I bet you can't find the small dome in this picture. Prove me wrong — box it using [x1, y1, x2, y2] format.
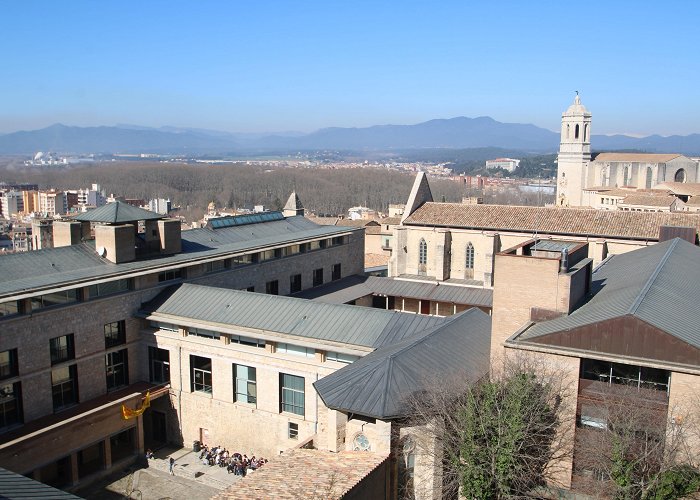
[565, 93, 589, 115]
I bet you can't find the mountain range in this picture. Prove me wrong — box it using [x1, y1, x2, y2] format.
[0, 118, 699, 156]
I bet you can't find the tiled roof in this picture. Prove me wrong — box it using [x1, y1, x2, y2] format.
[214, 449, 388, 500]
[365, 253, 390, 268]
[656, 182, 700, 197]
[402, 203, 700, 240]
[592, 153, 683, 163]
[620, 194, 677, 208]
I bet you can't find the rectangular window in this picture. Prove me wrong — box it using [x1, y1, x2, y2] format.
[205, 260, 226, 274]
[52, 364, 78, 411]
[326, 351, 359, 364]
[580, 358, 670, 393]
[232, 254, 253, 266]
[0, 349, 18, 380]
[188, 327, 220, 340]
[106, 349, 129, 391]
[150, 321, 178, 332]
[284, 244, 301, 256]
[190, 355, 212, 394]
[231, 335, 265, 348]
[309, 240, 321, 251]
[330, 236, 345, 246]
[50, 334, 75, 365]
[148, 346, 170, 384]
[277, 343, 314, 358]
[234, 365, 257, 405]
[0, 301, 19, 319]
[158, 269, 182, 283]
[88, 279, 130, 298]
[313, 268, 323, 287]
[0, 382, 22, 428]
[31, 289, 79, 311]
[104, 320, 126, 348]
[246, 286, 255, 292]
[280, 373, 305, 416]
[290, 274, 302, 294]
[266, 280, 279, 295]
[288, 422, 299, 439]
[332, 263, 341, 281]
[259, 249, 276, 262]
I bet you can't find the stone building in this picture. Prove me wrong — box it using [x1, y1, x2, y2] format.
[0, 199, 363, 489]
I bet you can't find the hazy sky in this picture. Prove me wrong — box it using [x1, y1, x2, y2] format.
[2, 1, 698, 136]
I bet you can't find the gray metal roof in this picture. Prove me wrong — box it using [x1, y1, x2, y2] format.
[143, 283, 447, 348]
[517, 238, 700, 349]
[0, 466, 80, 499]
[0, 216, 356, 299]
[71, 200, 164, 223]
[293, 275, 493, 308]
[314, 308, 492, 419]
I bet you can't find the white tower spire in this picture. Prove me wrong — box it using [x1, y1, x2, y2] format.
[556, 93, 592, 207]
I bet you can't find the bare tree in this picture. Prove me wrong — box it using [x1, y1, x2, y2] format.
[403, 354, 576, 500]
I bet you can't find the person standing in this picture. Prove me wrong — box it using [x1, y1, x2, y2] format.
[169, 457, 175, 476]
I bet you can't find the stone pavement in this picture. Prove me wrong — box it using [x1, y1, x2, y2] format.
[74, 446, 242, 499]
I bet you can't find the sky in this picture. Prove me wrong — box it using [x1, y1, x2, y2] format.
[1, 1, 699, 136]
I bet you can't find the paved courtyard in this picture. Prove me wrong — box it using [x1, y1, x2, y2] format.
[75, 446, 242, 499]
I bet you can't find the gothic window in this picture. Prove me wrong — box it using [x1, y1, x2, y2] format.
[646, 167, 653, 189]
[418, 239, 427, 265]
[675, 169, 687, 183]
[575, 124, 580, 139]
[566, 124, 570, 139]
[465, 242, 475, 279]
[623, 166, 629, 186]
[584, 124, 588, 141]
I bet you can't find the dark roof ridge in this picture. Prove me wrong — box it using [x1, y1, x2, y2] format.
[627, 238, 679, 316]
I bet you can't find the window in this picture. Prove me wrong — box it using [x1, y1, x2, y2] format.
[191, 355, 212, 394]
[158, 269, 182, 283]
[330, 236, 345, 246]
[205, 260, 225, 274]
[259, 249, 277, 262]
[277, 343, 314, 358]
[675, 169, 687, 183]
[106, 349, 129, 391]
[52, 365, 78, 410]
[0, 383, 22, 428]
[50, 334, 75, 365]
[312, 268, 323, 287]
[234, 365, 256, 405]
[580, 358, 670, 393]
[575, 123, 580, 139]
[104, 320, 126, 348]
[332, 263, 341, 281]
[280, 373, 304, 416]
[326, 351, 359, 364]
[231, 335, 265, 348]
[288, 422, 299, 439]
[150, 321, 178, 332]
[232, 254, 253, 266]
[0, 350, 18, 380]
[584, 123, 589, 141]
[88, 279, 130, 298]
[188, 327, 220, 340]
[0, 301, 19, 319]
[284, 244, 301, 256]
[290, 274, 302, 294]
[31, 289, 79, 311]
[246, 286, 255, 292]
[418, 238, 427, 265]
[266, 280, 279, 295]
[148, 346, 170, 384]
[646, 167, 653, 189]
[466, 243, 475, 269]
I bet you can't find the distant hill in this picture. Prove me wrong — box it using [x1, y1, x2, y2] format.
[1, 119, 699, 156]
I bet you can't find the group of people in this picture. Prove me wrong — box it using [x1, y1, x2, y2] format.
[198, 444, 268, 476]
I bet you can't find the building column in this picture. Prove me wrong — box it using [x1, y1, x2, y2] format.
[136, 415, 145, 454]
[70, 453, 79, 486]
[326, 409, 348, 452]
[433, 229, 451, 281]
[104, 438, 112, 469]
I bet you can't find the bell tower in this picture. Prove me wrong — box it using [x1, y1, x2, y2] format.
[556, 93, 591, 207]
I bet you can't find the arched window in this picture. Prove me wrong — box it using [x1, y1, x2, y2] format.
[575, 124, 580, 139]
[466, 243, 474, 269]
[465, 242, 475, 279]
[675, 169, 687, 183]
[623, 166, 629, 186]
[646, 167, 653, 189]
[584, 124, 588, 141]
[566, 124, 570, 139]
[418, 239, 427, 265]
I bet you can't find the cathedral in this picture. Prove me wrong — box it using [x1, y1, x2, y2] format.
[555, 94, 700, 207]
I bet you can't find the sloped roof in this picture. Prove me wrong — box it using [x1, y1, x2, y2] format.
[214, 449, 387, 500]
[0, 467, 80, 499]
[656, 182, 700, 197]
[0, 216, 357, 298]
[72, 200, 164, 223]
[314, 308, 491, 419]
[517, 238, 700, 350]
[283, 191, 304, 211]
[142, 283, 447, 349]
[620, 194, 677, 208]
[592, 153, 683, 163]
[403, 203, 700, 240]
